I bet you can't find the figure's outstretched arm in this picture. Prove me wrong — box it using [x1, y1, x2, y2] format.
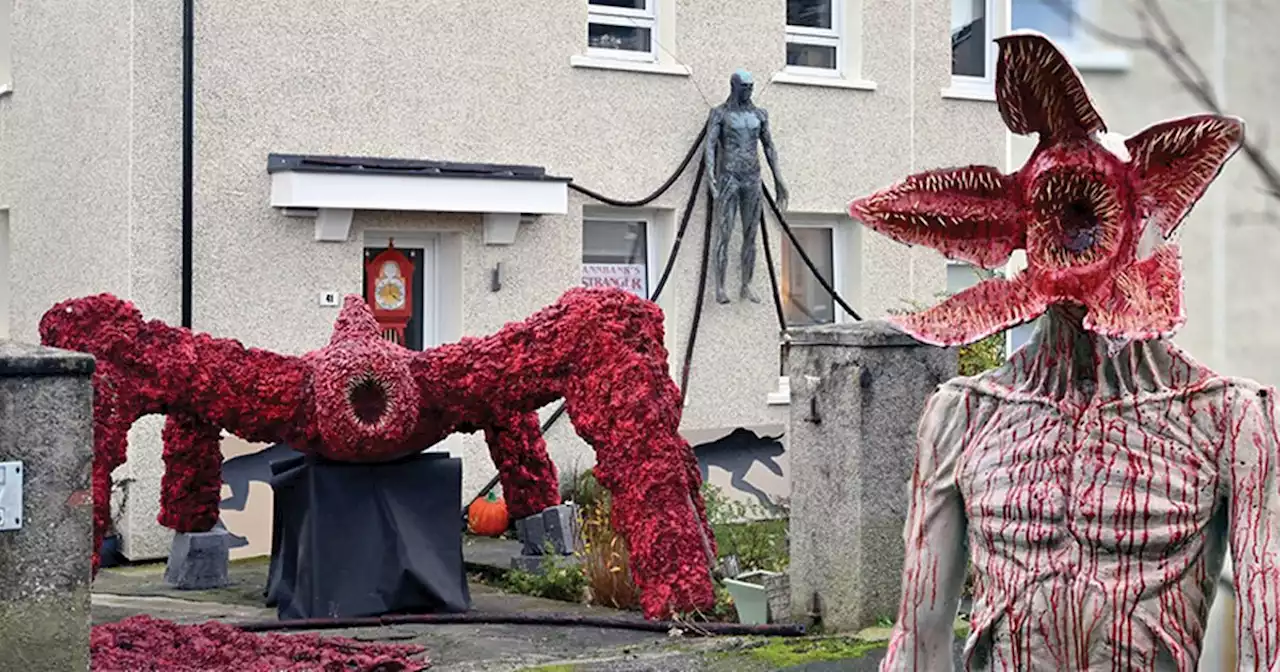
[881, 387, 970, 672]
[758, 109, 788, 210]
[704, 109, 722, 199]
[1223, 386, 1280, 670]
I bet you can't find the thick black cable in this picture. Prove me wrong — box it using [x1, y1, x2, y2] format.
[467, 143, 707, 513]
[763, 186, 863, 321]
[679, 195, 714, 398]
[758, 212, 787, 334]
[566, 126, 707, 208]
[758, 211, 789, 377]
[234, 612, 806, 637]
[648, 157, 705, 300]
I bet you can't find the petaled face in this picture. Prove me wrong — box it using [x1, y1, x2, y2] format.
[1023, 143, 1136, 276]
[310, 341, 421, 461]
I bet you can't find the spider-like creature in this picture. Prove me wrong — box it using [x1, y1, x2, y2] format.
[40, 286, 716, 620]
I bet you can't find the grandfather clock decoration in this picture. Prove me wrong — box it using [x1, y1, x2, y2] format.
[364, 240, 415, 345]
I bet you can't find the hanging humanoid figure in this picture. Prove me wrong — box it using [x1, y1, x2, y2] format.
[704, 70, 789, 304]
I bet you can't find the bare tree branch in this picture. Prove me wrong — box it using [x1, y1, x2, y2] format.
[1042, 0, 1280, 201]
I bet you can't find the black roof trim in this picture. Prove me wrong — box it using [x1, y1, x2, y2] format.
[268, 153, 571, 183]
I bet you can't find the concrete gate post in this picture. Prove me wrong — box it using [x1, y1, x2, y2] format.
[785, 321, 956, 632]
[0, 341, 96, 671]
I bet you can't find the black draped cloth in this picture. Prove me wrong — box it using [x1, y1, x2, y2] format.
[264, 449, 471, 620]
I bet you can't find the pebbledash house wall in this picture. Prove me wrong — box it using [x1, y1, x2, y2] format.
[0, 0, 1006, 560]
[1004, 0, 1280, 383]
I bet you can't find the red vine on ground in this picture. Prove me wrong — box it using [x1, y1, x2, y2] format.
[91, 615, 428, 671]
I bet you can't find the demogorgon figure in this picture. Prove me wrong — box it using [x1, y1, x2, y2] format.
[850, 33, 1279, 671]
[39, 286, 716, 620]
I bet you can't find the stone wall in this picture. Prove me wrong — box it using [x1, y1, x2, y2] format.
[785, 321, 956, 632]
[0, 341, 95, 670]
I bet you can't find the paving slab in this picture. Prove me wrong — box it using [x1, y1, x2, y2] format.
[88, 552, 967, 670]
[462, 534, 523, 572]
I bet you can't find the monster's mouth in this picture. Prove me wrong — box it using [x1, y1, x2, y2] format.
[1061, 198, 1101, 254]
[1033, 172, 1120, 266]
[348, 374, 388, 425]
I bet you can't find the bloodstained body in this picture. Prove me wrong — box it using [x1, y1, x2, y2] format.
[849, 32, 1279, 671]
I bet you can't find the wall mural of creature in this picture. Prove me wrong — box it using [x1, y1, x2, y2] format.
[40, 286, 716, 620]
[850, 32, 1278, 671]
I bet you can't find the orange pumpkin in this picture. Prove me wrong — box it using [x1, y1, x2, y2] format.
[468, 491, 509, 537]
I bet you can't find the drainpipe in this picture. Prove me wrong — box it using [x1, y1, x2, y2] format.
[1209, 0, 1227, 371]
[181, 0, 194, 328]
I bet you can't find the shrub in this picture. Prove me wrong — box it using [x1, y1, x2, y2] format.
[580, 495, 642, 610]
[702, 483, 789, 573]
[501, 548, 588, 603]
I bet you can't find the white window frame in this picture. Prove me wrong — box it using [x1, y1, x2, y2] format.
[784, 0, 845, 79]
[780, 220, 852, 328]
[0, 0, 11, 94]
[586, 0, 658, 63]
[1009, 0, 1131, 72]
[581, 212, 661, 300]
[769, 215, 860, 406]
[945, 0, 1001, 101]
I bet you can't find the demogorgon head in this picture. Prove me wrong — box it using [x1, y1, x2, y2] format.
[307, 296, 421, 460]
[849, 32, 1244, 348]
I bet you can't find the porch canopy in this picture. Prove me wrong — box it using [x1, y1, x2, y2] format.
[267, 153, 571, 245]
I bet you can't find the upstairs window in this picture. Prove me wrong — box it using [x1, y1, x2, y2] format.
[1010, 0, 1129, 71]
[587, 0, 657, 62]
[951, 0, 995, 81]
[785, 0, 843, 76]
[1011, 0, 1078, 43]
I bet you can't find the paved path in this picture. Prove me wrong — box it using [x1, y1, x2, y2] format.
[90, 549, 969, 670]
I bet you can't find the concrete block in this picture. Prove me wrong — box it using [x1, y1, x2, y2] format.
[0, 341, 96, 671]
[783, 321, 957, 632]
[164, 527, 231, 590]
[541, 503, 580, 555]
[516, 511, 547, 555]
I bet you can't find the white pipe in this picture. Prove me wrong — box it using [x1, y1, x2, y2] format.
[1210, 0, 1228, 372]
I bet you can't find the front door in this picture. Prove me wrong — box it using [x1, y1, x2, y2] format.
[362, 246, 427, 351]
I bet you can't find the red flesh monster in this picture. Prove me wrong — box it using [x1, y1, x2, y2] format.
[39, 286, 716, 620]
[852, 34, 1279, 671]
[852, 34, 1242, 349]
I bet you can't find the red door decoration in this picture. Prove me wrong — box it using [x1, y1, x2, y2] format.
[364, 241, 415, 346]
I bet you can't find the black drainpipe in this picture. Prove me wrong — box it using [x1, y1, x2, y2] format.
[181, 0, 195, 328]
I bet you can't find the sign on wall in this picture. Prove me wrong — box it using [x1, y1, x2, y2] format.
[582, 263, 647, 298]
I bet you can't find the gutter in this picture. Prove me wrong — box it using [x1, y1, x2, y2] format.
[181, 0, 194, 328]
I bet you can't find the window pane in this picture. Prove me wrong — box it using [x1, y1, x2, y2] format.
[1011, 0, 1076, 40]
[589, 0, 647, 10]
[787, 0, 833, 30]
[946, 262, 981, 295]
[786, 42, 838, 69]
[951, 0, 987, 77]
[782, 228, 835, 327]
[589, 23, 652, 53]
[1008, 319, 1037, 352]
[583, 220, 648, 298]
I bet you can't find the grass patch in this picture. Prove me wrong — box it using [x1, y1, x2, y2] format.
[732, 637, 885, 666]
